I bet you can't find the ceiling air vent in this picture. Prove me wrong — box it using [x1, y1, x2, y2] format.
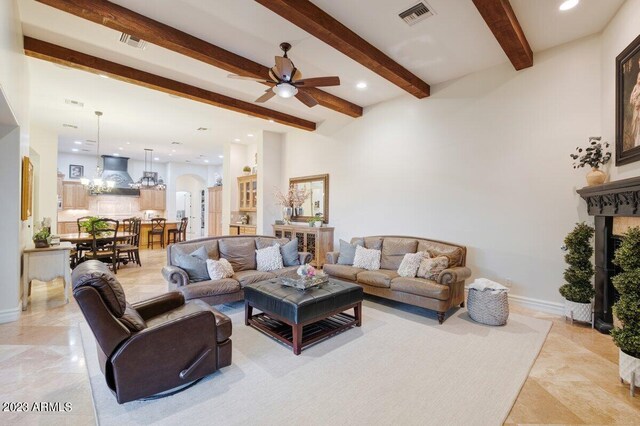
[171, 141, 183, 145]
[399, 2, 434, 26]
[64, 99, 84, 107]
[62, 123, 78, 129]
[119, 33, 148, 50]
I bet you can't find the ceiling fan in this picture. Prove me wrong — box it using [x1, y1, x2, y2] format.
[228, 42, 340, 107]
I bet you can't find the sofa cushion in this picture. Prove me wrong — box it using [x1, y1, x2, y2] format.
[71, 260, 127, 316]
[219, 238, 256, 271]
[417, 241, 464, 267]
[256, 244, 284, 272]
[178, 279, 241, 300]
[417, 256, 449, 280]
[397, 251, 426, 278]
[233, 270, 276, 287]
[146, 299, 232, 342]
[176, 247, 210, 282]
[322, 264, 365, 281]
[206, 258, 234, 280]
[391, 277, 450, 301]
[337, 239, 363, 265]
[280, 239, 301, 267]
[171, 240, 219, 264]
[357, 269, 399, 288]
[381, 238, 418, 270]
[353, 245, 381, 270]
[255, 237, 289, 250]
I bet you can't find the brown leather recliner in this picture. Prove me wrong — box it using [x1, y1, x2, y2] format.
[72, 260, 232, 404]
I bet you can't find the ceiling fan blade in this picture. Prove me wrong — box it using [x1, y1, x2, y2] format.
[295, 89, 319, 108]
[293, 68, 302, 81]
[255, 89, 276, 103]
[268, 67, 280, 83]
[228, 74, 272, 83]
[275, 56, 294, 81]
[295, 76, 340, 88]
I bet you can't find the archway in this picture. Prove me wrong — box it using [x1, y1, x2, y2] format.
[175, 174, 206, 240]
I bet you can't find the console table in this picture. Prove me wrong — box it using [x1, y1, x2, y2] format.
[273, 224, 334, 267]
[22, 242, 73, 310]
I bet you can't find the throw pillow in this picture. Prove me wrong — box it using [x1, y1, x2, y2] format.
[280, 238, 301, 267]
[337, 239, 364, 265]
[176, 246, 210, 282]
[218, 238, 256, 271]
[397, 251, 427, 278]
[353, 245, 381, 271]
[256, 244, 284, 272]
[205, 258, 234, 280]
[417, 256, 449, 281]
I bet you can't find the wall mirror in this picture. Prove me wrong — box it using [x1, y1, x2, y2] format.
[289, 174, 329, 223]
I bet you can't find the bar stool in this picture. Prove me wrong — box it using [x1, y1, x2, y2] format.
[147, 218, 166, 249]
[168, 217, 189, 245]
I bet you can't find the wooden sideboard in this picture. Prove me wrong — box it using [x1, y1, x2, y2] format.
[273, 224, 334, 267]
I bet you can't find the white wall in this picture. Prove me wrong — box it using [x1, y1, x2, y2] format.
[222, 142, 248, 232]
[258, 131, 283, 234]
[0, 0, 29, 323]
[30, 126, 58, 229]
[281, 35, 602, 307]
[601, 0, 640, 180]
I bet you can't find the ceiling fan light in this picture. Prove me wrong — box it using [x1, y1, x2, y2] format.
[273, 83, 298, 98]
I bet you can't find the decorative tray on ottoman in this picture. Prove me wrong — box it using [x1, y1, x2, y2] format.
[280, 275, 329, 290]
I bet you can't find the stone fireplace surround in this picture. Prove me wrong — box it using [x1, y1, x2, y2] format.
[577, 176, 640, 333]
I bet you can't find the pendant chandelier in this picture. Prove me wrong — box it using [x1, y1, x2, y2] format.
[130, 149, 166, 190]
[80, 111, 115, 194]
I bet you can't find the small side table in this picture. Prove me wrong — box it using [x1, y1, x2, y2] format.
[22, 242, 73, 310]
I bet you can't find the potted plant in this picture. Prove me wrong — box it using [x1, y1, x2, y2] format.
[242, 166, 252, 176]
[611, 226, 640, 393]
[570, 136, 612, 186]
[307, 217, 322, 228]
[79, 216, 108, 235]
[32, 227, 51, 248]
[559, 222, 595, 323]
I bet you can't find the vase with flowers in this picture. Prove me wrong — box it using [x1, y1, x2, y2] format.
[570, 136, 612, 186]
[274, 185, 310, 224]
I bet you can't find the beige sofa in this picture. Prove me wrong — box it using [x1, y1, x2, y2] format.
[162, 236, 311, 305]
[323, 236, 471, 324]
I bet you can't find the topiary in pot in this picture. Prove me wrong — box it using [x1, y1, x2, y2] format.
[559, 222, 595, 323]
[611, 226, 640, 393]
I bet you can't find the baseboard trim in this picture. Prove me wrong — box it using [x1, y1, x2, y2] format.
[465, 288, 564, 316]
[0, 303, 21, 324]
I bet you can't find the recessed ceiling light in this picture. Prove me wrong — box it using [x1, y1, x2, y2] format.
[169, 154, 173, 157]
[559, 0, 579, 11]
[172, 149, 176, 153]
[74, 140, 82, 145]
[99, 74, 110, 79]
[126, 141, 131, 145]
[118, 147, 123, 150]
[218, 155, 224, 159]
[204, 159, 209, 163]
[234, 138, 241, 142]
[268, 119, 275, 123]
[113, 153, 120, 156]
[154, 157, 160, 161]
[71, 148, 79, 152]
[356, 81, 368, 89]
[247, 133, 254, 137]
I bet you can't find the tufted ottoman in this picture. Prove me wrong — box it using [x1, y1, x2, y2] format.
[244, 278, 363, 355]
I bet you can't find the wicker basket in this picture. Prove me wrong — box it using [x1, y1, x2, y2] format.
[467, 288, 509, 326]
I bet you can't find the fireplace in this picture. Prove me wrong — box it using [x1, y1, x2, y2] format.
[577, 176, 640, 333]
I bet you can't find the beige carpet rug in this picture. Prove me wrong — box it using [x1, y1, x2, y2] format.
[80, 298, 551, 426]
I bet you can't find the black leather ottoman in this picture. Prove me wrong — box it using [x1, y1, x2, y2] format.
[244, 278, 363, 355]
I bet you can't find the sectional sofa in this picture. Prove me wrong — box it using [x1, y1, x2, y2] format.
[323, 236, 471, 323]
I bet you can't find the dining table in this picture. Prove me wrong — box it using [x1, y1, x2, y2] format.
[58, 232, 135, 244]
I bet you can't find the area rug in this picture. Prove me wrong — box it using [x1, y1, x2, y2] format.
[80, 298, 551, 426]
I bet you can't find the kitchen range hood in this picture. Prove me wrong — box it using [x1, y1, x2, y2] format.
[100, 155, 140, 196]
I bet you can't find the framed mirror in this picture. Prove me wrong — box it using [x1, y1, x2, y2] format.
[289, 174, 329, 223]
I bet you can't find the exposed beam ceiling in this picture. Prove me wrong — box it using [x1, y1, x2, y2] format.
[34, 0, 363, 118]
[23, 37, 317, 131]
[472, 0, 533, 70]
[254, 0, 430, 99]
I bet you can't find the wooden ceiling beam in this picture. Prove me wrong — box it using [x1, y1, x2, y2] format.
[472, 0, 533, 70]
[35, 0, 362, 118]
[23, 37, 316, 131]
[254, 0, 431, 99]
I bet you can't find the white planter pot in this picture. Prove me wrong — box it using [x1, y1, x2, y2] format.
[563, 299, 592, 323]
[619, 349, 640, 390]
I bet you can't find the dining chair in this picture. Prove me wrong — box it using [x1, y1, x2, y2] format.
[167, 217, 189, 245]
[147, 218, 167, 249]
[84, 218, 119, 274]
[75, 215, 94, 262]
[117, 218, 142, 269]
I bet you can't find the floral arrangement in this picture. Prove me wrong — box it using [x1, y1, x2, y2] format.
[297, 264, 316, 278]
[274, 185, 310, 208]
[570, 137, 612, 169]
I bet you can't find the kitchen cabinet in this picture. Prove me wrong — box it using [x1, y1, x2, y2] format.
[62, 182, 89, 210]
[57, 222, 78, 234]
[273, 224, 334, 267]
[238, 174, 257, 212]
[208, 186, 223, 236]
[229, 224, 256, 236]
[139, 189, 166, 211]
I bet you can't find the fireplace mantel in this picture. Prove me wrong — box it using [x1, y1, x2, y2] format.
[577, 176, 640, 216]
